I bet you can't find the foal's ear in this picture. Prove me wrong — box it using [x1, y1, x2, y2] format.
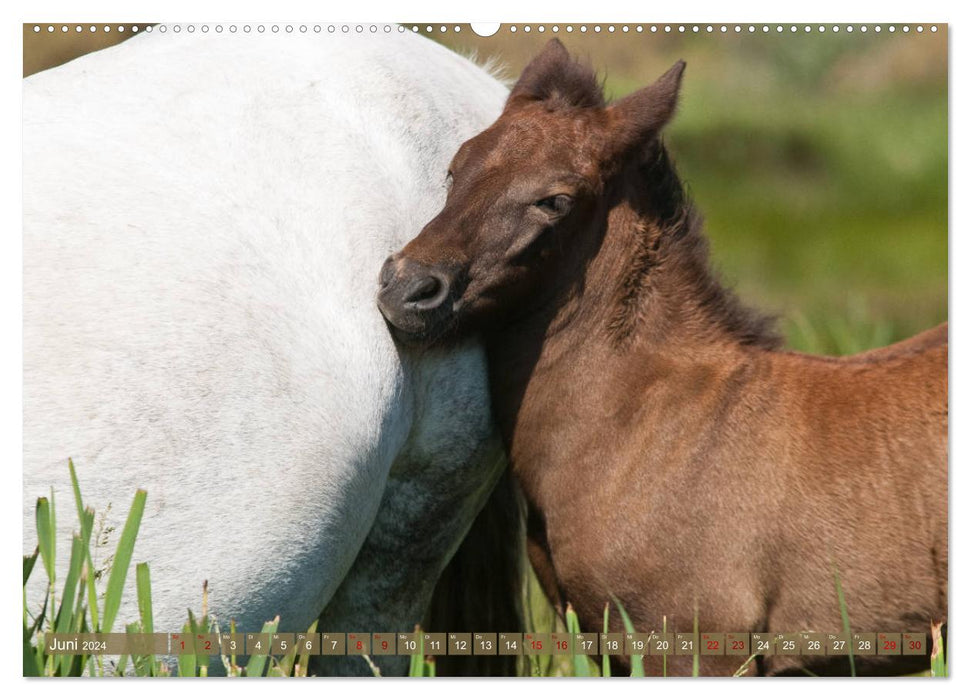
[605, 61, 685, 159]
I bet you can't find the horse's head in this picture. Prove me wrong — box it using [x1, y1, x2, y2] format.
[378, 39, 684, 346]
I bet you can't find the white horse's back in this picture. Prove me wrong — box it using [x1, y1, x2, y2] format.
[24, 29, 506, 646]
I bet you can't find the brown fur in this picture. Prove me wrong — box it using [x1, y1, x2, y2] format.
[378, 39, 948, 676]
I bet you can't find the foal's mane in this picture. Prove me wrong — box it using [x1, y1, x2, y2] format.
[612, 142, 783, 350]
[514, 47, 781, 351]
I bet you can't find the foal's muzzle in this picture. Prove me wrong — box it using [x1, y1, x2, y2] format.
[377, 255, 456, 344]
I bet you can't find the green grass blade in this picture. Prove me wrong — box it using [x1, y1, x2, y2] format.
[228, 619, 239, 676]
[602, 602, 611, 677]
[49, 489, 56, 576]
[188, 609, 210, 676]
[361, 654, 383, 677]
[69, 459, 100, 631]
[35, 497, 55, 586]
[71, 576, 87, 634]
[930, 621, 946, 677]
[79, 507, 100, 634]
[38, 632, 50, 677]
[23, 547, 40, 635]
[23, 628, 42, 676]
[733, 652, 759, 677]
[135, 563, 154, 633]
[127, 621, 152, 677]
[114, 624, 139, 677]
[295, 619, 318, 677]
[177, 620, 196, 677]
[54, 535, 86, 676]
[135, 563, 159, 676]
[101, 489, 147, 634]
[192, 609, 206, 675]
[692, 609, 700, 677]
[833, 565, 855, 677]
[215, 618, 238, 677]
[28, 584, 50, 640]
[79, 506, 100, 635]
[662, 615, 668, 677]
[68, 459, 88, 539]
[36, 492, 57, 664]
[408, 625, 425, 677]
[272, 618, 303, 676]
[54, 535, 84, 633]
[23, 596, 35, 644]
[566, 604, 592, 677]
[424, 655, 436, 677]
[610, 595, 644, 677]
[244, 617, 279, 677]
[68, 590, 89, 674]
[23, 547, 39, 587]
[275, 637, 296, 677]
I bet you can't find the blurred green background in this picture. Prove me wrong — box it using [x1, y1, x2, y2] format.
[434, 25, 948, 354]
[24, 24, 947, 353]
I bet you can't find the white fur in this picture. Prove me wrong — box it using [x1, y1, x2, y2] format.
[23, 28, 506, 665]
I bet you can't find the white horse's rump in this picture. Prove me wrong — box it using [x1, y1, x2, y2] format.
[23, 29, 506, 665]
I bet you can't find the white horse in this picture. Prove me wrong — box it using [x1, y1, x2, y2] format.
[23, 28, 513, 676]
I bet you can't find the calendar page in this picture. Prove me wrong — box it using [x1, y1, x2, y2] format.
[22, 20, 947, 679]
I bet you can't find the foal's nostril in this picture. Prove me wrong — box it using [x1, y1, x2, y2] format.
[405, 276, 441, 302]
[403, 274, 449, 310]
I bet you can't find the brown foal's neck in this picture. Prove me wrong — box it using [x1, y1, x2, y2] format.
[484, 144, 782, 496]
[493, 146, 777, 366]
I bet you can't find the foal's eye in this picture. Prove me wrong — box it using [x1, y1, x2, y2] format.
[534, 194, 573, 218]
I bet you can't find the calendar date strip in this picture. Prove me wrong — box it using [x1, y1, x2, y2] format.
[45, 631, 927, 657]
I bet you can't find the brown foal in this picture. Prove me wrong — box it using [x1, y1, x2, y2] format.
[377, 40, 947, 675]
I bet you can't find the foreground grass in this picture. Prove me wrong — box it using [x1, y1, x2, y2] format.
[23, 462, 947, 677]
[23, 461, 317, 677]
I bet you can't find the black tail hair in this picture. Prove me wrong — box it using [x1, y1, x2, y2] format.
[424, 469, 526, 676]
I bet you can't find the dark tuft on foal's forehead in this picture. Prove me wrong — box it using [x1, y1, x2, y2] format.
[523, 59, 605, 109]
[507, 39, 605, 110]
